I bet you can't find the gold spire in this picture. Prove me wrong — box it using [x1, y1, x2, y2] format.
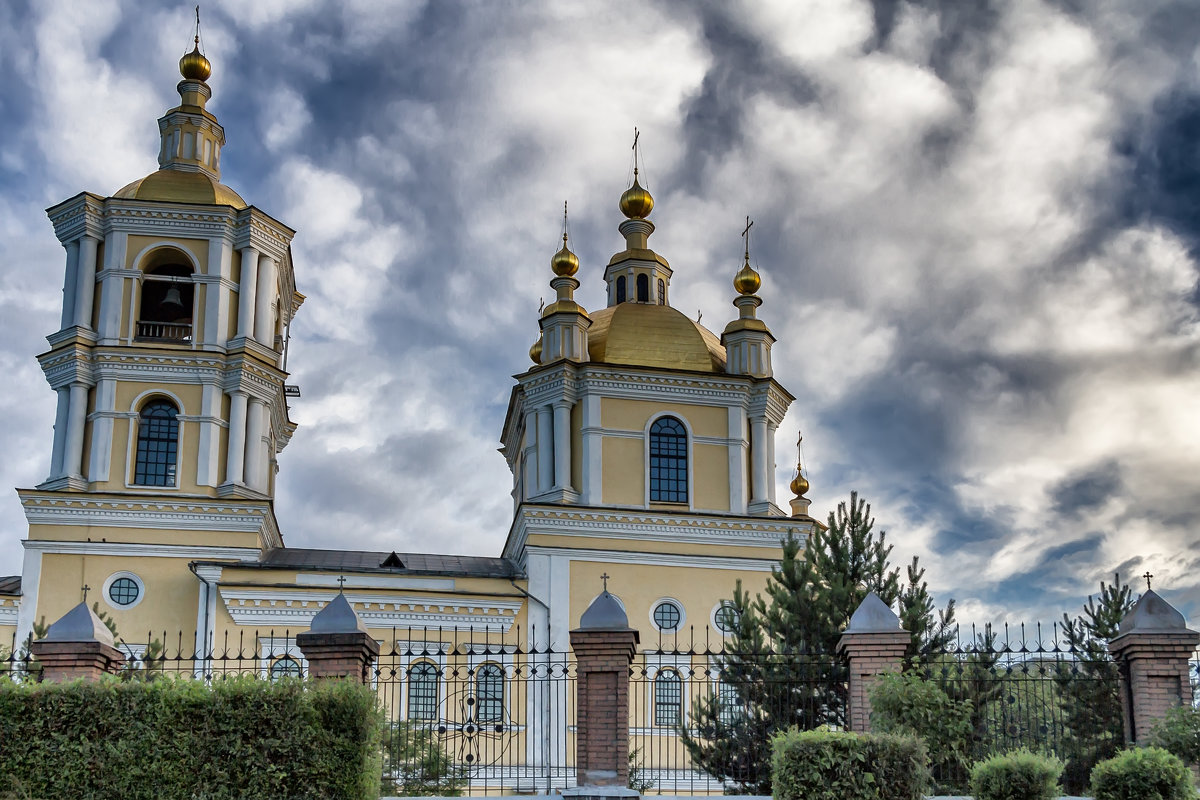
[619, 128, 654, 219]
[734, 216, 761, 295]
[550, 202, 580, 277]
[179, 7, 212, 82]
[789, 431, 810, 497]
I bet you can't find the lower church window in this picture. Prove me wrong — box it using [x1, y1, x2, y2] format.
[649, 416, 687, 503]
[408, 661, 439, 721]
[134, 400, 179, 486]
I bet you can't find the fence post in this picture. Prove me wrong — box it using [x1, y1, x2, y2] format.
[1108, 589, 1199, 744]
[567, 585, 640, 797]
[837, 592, 909, 734]
[29, 601, 126, 682]
[296, 591, 379, 683]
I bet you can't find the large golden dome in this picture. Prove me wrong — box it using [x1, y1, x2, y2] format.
[114, 170, 246, 208]
[587, 303, 726, 372]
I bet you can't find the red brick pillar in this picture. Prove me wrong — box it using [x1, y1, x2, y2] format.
[569, 587, 640, 789]
[1108, 589, 1199, 744]
[30, 601, 126, 682]
[296, 591, 379, 683]
[837, 592, 909, 734]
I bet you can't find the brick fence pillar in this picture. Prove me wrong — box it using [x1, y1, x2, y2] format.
[30, 601, 125, 682]
[1108, 589, 1199, 744]
[568, 586, 640, 793]
[296, 591, 379, 683]
[837, 592, 910, 734]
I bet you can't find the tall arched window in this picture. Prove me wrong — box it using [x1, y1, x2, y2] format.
[657, 278, 665, 305]
[407, 661, 439, 721]
[134, 400, 179, 486]
[476, 663, 504, 723]
[616, 275, 627, 303]
[649, 416, 687, 503]
[636, 273, 649, 302]
[655, 669, 682, 726]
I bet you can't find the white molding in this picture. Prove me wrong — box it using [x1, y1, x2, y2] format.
[19, 493, 277, 541]
[23, 539, 259, 561]
[648, 597, 686, 633]
[0, 598, 19, 627]
[523, 545, 781, 573]
[218, 588, 521, 631]
[102, 570, 146, 610]
[295, 574, 455, 591]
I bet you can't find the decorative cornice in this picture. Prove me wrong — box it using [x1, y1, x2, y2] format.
[523, 544, 781, 573]
[218, 588, 520, 631]
[21, 539, 259, 562]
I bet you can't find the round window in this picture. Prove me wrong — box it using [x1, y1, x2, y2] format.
[653, 601, 682, 632]
[270, 656, 302, 680]
[108, 576, 141, 607]
[714, 602, 740, 634]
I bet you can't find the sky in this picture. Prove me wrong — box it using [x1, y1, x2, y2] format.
[0, 0, 1197, 629]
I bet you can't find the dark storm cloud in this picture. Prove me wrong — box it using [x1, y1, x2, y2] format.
[1049, 461, 1122, 518]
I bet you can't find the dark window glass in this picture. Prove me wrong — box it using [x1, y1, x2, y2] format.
[718, 680, 743, 724]
[715, 602, 740, 633]
[657, 278, 665, 305]
[649, 416, 687, 502]
[653, 601, 682, 632]
[408, 661, 439, 721]
[476, 663, 504, 722]
[655, 669, 682, 726]
[108, 577, 140, 606]
[616, 275, 627, 303]
[637, 273, 649, 302]
[270, 656, 302, 681]
[135, 401, 179, 486]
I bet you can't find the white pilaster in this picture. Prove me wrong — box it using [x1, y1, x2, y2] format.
[728, 407, 748, 514]
[581, 395, 602, 504]
[203, 237, 234, 346]
[536, 405, 552, 495]
[14, 546, 43, 650]
[86, 379, 116, 482]
[60, 239, 79, 330]
[73, 234, 99, 330]
[767, 422, 778, 506]
[244, 397, 266, 492]
[750, 417, 768, 506]
[96, 231, 127, 342]
[196, 383, 222, 487]
[64, 382, 90, 479]
[552, 401, 571, 491]
[236, 247, 259, 340]
[225, 390, 248, 485]
[522, 410, 538, 501]
[192, 564, 223, 677]
[49, 387, 70, 479]
[254, 254, 276, 345]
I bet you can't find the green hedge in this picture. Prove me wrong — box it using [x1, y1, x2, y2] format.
[969, 749, 1063, 800]
[1147, 706, 1200, 767]
[1090, 746, 1194, 800]
[0, 676, 382, 800]
[771, 728, 929, 800]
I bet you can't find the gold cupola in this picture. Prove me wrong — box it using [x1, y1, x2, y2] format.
[789, 433, 815, 520]
[734, 252, 762, 295]
[619, 169, 655, 219]
[722, 217, 775, 378]
[550, 233, 580, 277]
[179, 39, 212, 82]
[537, 203, 591, 363]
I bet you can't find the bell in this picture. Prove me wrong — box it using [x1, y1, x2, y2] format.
[160, 285, 185, 315]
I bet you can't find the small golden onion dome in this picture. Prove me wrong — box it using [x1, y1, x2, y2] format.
[529, 335, 543, 364]
[619, 173, 654, 219]
[734, 257, 761, 295]
[551, 234, 580, 277]
[180, 44, 212, 82]
[790, 472, 810, 497]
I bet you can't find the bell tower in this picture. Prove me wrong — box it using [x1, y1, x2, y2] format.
[15, 34, 302, 645]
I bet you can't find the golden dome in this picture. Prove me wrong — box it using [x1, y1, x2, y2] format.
[551, 234, 580, 277]
[734, 256, 761, 295]
[619, 172, 654, 219]
[114, 170, 246, 208]
[529, 335, 543, 364]
[180, 43, 212, 82]
[587, 303, 726, 372]
[790, 472, 810, 497]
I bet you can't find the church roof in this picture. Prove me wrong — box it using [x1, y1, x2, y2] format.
[587, 302, 726, 372]
[114, 170, 247, 208]
[251, 548, 520, 578]
[0, 576, 19, 595]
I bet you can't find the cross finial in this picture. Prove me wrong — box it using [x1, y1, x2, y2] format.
[600, 573, 610, 592]
[742, 216, 754, 260]
[194, 6, 202, 46]
[562, 201, 569, 245]
[81, 584, 90, 603]
[632, 127, 640, 174]
[538, 297, 544, 314]
[796, 430, 803, 465]
[1143, 571, 1153, 591]
[337, 575, 347, 590]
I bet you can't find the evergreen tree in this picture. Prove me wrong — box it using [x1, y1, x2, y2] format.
[680, 491, 955, 792]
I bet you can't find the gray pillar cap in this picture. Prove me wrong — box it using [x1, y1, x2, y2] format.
[844, 592, 903, 633]
[42, 601, 116, 647]
[1118, 589, 1194, 635]
[309, 592, 367, 634]
[579, 590, 630, 630]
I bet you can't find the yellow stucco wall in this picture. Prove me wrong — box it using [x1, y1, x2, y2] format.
[602, 437, 644, 505]
[601, 398, 726, 438]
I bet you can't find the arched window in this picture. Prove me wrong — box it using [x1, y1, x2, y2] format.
[657, 278, 665, 305]
[270, 656, 302, 681]
[637, 273, 649, 302]
[616, 275, 627, 303]
[476, 663, 504, 723]
[407, 661, 439, 721]
[649, 416, 687, 503]
[137, 261, 194, 343]
[134, 400, 179, 486]
[655, 669, 682, 726]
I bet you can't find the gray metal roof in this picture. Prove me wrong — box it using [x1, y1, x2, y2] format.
[309, 592, 368, 633]
[43, 602, 116, 646]
[254, 548, 519, 578]
[0, 576, 19, 595]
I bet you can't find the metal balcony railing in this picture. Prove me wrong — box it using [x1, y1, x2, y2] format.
[135, 320, 192, 343]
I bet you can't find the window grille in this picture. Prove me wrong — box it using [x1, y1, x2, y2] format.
[407, 661, 439, 721]
[649, 416, 687, 502]
[134, 401, 179, 486]
[655, 669, 682, 726]
[476, 663, 504, 722]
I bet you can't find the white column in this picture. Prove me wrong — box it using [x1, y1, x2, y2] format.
[225, 390, 248, 485]
[767, 422, 778, 506]
[552, 400, 571, 491]
[750, 417, 768, 505]
[203, 238, 233, 346]
[63, 382, 89, 478]
[254, 254, 276, 345]
[522, 409, 538, 500]
[60, 240, 80, 330]
[86, 379, 116, 482]
[581, 395, 602, 504]
[73, 234, 99, 330]
[728, 407, 748, 514]
[49, 387, 70, 479]
[96, 231, 127, 341]
[536, 406, 552, 494]
[196, 384, 222, 487]
[244, 397, 266, 492]
[236, 247, 259, 340]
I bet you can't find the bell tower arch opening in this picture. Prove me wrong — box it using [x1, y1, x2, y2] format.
[136, 248, 196, 343]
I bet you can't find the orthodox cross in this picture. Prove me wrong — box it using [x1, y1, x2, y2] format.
[337, 575, 347, 590]
[600, 573, 610, 592]
[1143, 572, 1153, 591]
[742, 216, 754, 260]
[796, 431, 804, 465]
[81, 584, 90, 603]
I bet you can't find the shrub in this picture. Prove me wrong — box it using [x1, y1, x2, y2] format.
[1090, 746, 1194, 800]
[771, 727, 929, 800]
[1146, 706, 1200, 767]
[968, 748, 1063, 800]
[0, 675, 382, 800]
[869, 671, 974, 791]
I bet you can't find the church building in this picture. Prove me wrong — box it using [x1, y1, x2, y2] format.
[0, 37, 819, 682]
